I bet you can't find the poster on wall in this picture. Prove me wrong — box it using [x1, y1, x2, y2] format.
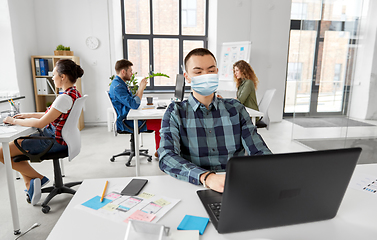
[218, 41, 251, 80]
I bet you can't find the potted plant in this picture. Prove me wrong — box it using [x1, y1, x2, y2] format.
[108, 72, 169, 95]
[54, 44, 74, 56]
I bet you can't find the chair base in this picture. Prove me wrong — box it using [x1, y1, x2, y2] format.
[39, 158, 82, 213]
[110, 148, 152, 167]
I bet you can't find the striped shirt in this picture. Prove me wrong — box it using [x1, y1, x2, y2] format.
[158, 94, 272, 185]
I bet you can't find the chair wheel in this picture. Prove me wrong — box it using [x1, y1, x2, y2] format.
[125, 162, 131, 167]
[145, 150, 149, 154]
[147, 157, 152, 162]
[42, 205, 50, 214]
[110, 157, 115, 162]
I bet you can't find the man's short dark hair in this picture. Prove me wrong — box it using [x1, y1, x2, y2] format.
[184, 48, 217, 71]
[115, 59, 133, 74]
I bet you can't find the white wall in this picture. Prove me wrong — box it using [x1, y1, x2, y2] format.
[30, 0, 112, 124]
[0, 0, 19, 97]
[6, 0, 38, 112]
[214, 0, 291, 122]
[249, 0, 291, 122]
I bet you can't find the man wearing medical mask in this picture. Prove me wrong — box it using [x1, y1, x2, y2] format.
[158, 48, 271, 193]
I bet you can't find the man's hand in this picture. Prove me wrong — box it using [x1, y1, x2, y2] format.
[139, 78, 148, 90]
[200, 172, 226, 193]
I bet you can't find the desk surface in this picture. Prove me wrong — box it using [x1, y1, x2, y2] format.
[0, 125, 36, 141]
[48, 164, 377, 240]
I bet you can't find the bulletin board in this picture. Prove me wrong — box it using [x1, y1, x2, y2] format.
[218, 41, 251, 80]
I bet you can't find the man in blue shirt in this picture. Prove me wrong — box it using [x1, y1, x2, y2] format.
[158, 48, 272, 193]
[109, 59, 148, 132]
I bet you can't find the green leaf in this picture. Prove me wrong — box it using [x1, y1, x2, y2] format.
[146, 72, 170, 79]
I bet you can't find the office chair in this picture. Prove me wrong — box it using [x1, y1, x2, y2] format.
[13, 95, 88, 213]
[105, 91, 152, 166]
[256, 89, 276, 130]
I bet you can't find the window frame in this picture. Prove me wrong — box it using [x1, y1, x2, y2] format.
[121, 0, 209, 91]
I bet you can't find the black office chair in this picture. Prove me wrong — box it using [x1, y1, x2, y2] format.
[12, 95, 87, 213]
[106, 91, 153, 166]
[110, 119, 153, 166]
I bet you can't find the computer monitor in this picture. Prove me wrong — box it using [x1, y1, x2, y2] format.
[174, 74, 185, 102]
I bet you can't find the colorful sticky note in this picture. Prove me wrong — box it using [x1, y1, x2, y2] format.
[106, 192, 121, 200]
[81, 196, 112, 210]
[177, 215, 209, 235]
[154, 198, 170, 207]
[124, 210, 156, 223]
[138, 192, 155, 199]
[102, 203, 119, 211]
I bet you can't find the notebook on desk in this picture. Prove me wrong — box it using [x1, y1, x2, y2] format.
[197, 147, 362, 234]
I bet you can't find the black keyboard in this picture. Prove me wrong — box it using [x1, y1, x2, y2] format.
[208, 202, 222, 220]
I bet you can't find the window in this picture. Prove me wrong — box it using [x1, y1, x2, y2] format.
[291, 2, 308, 20]
[182, 0, 197, 27]
[287, 62, 303, 82]
[121, 0, 208, 91]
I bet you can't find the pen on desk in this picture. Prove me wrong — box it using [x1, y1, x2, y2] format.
[100, 181, 108, 202]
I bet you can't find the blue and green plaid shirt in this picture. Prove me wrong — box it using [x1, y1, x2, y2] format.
[158, 94, 272, 185]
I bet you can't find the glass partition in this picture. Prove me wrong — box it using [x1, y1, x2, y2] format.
[286, 0, 377, 164]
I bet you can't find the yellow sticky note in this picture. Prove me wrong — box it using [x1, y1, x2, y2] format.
[102, 203, 118, 211]
[138, 192, 155, 199]
[154, 198, 171, 207]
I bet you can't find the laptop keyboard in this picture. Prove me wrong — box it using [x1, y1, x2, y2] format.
[209, 202, 222, 220]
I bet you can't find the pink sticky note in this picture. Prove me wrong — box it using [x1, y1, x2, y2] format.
[124, 210, 156, 223]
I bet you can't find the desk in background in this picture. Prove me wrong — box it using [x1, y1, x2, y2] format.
[0, 125, 36, 234]
[48, 164, 377, 240]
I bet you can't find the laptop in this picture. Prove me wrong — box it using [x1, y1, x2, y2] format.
[197, 147, 362, 233]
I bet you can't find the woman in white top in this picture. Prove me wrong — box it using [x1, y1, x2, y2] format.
[0, 59, 83, 205]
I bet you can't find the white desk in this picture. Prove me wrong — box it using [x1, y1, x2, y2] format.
[48, 164, 377, 240]
[0, 125, 36, 235]
[127, 103, 264, 176]
[127, 106, 166, 176]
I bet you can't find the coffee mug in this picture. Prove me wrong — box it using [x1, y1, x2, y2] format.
[146, 97, 153, 105]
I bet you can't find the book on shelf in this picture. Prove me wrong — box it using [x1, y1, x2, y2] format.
[39, 59, 49, 76]
[34, 58, 41, 76]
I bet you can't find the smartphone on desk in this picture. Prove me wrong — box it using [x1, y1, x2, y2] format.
[121, 179, 148, 196]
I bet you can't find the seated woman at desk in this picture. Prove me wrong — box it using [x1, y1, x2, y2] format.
[233, 60, 259, 112]
[0, 59, 83, 206]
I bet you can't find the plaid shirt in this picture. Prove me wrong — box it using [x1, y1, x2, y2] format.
[45, 86, 81, 145]
[158, 94, 272, 185]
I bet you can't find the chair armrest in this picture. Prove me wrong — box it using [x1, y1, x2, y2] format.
[13, 136, 55, 163]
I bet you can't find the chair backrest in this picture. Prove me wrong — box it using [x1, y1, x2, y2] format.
[61, 95, 88, 161]
[258, 89, 276, 129]
[105, 91, 118, 136]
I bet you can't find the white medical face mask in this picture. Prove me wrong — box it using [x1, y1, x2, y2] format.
[190, 74, 219, 96]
